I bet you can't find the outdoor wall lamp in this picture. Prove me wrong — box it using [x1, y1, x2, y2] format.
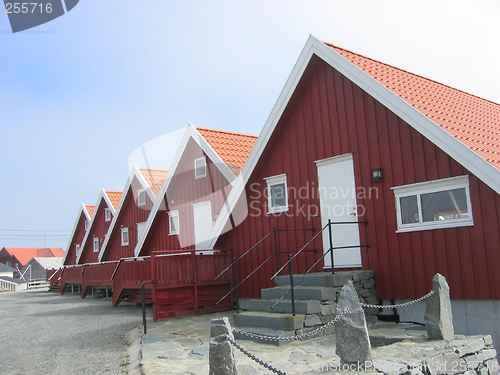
[371, 168, 383, 182]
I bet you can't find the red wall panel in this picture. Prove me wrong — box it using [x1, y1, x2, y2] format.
[219, 55, 500, 300]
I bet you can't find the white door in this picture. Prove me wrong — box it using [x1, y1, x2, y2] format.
[315, 154, 362, 268]
[192, 201, 213, 250]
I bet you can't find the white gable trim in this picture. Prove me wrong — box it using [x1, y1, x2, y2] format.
[62, 203, 92, 265]
[133, 124, 238, 257]
[76, 189, 118, 264]
[208, 35, 500, 248]
[98, 166, 159, 262]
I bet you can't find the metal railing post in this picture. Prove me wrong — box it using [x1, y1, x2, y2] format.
[141, 280, 147, 335]
[233, 257, 240, 312]
[288, 255, 296, 316]
[273, 227, 279, 273]
[328, 219, 334, 275]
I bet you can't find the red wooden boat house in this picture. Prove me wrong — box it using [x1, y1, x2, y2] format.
[51, 37, 499, 344]
[208, 36, 500, 344]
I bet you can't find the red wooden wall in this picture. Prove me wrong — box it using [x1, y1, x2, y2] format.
[218, 55, 500, 300]
[101, 176, 155, 261]
[78, 200, 113, 264]
[64, 211, 87, 265]
[140, 138, 233, 254]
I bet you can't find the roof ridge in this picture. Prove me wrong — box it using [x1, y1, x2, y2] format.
[325, 42, 500, 107]
[196, 126, 258, 138]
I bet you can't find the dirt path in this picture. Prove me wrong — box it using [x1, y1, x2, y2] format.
[0, 289, 145, 375]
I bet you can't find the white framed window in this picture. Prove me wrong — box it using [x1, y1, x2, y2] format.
[137, 189, 146, 207]
[104, 208, 112, 222]
[84, 220, 90, 231]
[93, 237, 99, 252]
[393, 175, 473, 233]
[121, 227, 129, 246]
[194, 157, 207, 179]
[264, 174, 289, 214]
[168, 210, 180, 235]
[75, 244, 81, 256]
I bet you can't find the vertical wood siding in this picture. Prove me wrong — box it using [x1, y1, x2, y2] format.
[78, 200, 113, 264]
[101, 176, 154, 261]
[64, 212, 87, 265]
[140, 138, 234, 255]
[219, 55, 500, 300]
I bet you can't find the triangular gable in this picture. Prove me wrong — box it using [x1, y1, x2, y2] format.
[208, 35, 500, 247]
[98, 166, 167, 261]
[133, 124, 253, 256]
[76, 189, 122, 264]
[62, 203, 93, 265]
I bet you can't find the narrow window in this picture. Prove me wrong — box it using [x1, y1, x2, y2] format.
[93, 237, 99, 252]
[137, 222, 146, 240]
[393, 176, 473, 232]
[168, 210, 180, 235]
[137, 189, 146, 207]
[194, 157, 207, 179]
[264, 174, 289, 214]
[104, 208, 112, 222]
[84, 221, 90, 231]
[75, 244, 81, 256]
[121, 227, 129, 246]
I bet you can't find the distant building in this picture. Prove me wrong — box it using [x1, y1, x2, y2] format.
[0, 247, 65, 270]
[20, 257, 63, 280]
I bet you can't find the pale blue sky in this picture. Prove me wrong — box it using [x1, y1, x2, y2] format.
[1, 0, 499, 249]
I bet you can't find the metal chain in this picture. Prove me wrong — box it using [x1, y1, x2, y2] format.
[224, 334, 290, 375]
[361, 289, 435, 310]
[232, 309, 349, 342]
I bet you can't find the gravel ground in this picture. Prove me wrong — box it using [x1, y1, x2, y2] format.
[0, 288, 147, 375]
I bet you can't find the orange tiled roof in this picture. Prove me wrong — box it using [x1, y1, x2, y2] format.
[2, 247, 64, 266]
[197, 127, 258, 175]
[105, 191, 122, 209]
[326, 43, 500, 170]
[85, 205, 95, 217]
[139, 168, 168, 196]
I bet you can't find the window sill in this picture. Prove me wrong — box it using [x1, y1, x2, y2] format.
[267, 207, 289, 215]
[396, 220, 474, 233]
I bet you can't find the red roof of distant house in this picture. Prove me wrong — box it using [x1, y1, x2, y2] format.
[326, 43, 500, 170]
[139, 168, 168, 196]
[197, 127, 258, 175]
[105, 191, 122, 209]
[85, 205, 95, 217]
[1, 247, 64, 266]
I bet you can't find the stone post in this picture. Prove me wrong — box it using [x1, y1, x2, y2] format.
[425, 273, 454, 341]
[209, 317, 238, 375]
[335, 280, 373, 368]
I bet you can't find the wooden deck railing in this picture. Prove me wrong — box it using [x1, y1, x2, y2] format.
[81, 262, 118, 297]
[112, 257, 152, 306]
[152, 250, 233, 321]
[58, 265, 84, 294]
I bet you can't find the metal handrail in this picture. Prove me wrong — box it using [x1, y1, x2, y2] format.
[214, 227, 316, 306]
[271, 219, 370, 313]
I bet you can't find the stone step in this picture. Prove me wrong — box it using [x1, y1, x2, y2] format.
[246, 298, 322, 314]
[232, 326, 297, 346]
[274, 270, 374, 288]
[233, 311, 305, 331]
[261, 285, 337, 301]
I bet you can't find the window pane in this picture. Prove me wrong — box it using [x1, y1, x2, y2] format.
[270, 183, 286, 207]
[170, 215, 178, 233]
[400, 196, 419, 224]
[421, 188, 468, 222]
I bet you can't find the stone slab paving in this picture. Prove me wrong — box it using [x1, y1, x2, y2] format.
[138, 311, 498, 375]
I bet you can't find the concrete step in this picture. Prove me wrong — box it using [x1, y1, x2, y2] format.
[261, 285, 337, 301]
[246, 298, 322, 314]
[274, 270, 374, 287]
[233, 311, 305, 331]
[232, 326, 297, 346]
